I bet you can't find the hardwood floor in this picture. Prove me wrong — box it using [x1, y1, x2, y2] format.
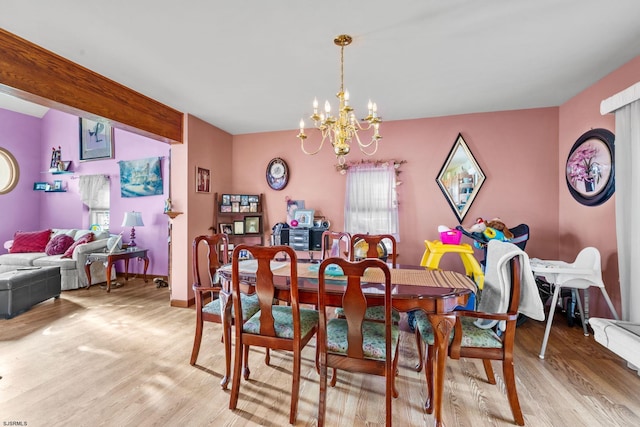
[1, 278, 639, 426]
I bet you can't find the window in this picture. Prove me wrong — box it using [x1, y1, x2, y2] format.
[78, 175, 110, 231]
[344, 162, 399, 240]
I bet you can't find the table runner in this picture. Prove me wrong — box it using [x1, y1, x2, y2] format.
[225, 260, 475, 291]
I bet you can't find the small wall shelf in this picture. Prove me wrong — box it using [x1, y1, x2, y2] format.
[44, 189, 67, 193]
[164, 211, 183, 219]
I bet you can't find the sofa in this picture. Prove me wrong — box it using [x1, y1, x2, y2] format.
[0, 228, 114, 290]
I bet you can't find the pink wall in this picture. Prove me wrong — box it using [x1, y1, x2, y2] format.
[558, 55, 640, 318]
[232, 108, 559, 270]
[169, 114, 233, 303]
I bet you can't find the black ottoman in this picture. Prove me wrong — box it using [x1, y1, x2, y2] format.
[0, 266, 62, 319]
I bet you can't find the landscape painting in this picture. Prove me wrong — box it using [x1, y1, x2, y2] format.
[118, 157, 164, 198]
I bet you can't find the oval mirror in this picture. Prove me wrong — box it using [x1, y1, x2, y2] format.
[0, 147, 20, 194]
[436, 133, 485, 223]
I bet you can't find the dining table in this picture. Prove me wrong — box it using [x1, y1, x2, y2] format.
[216, 259, 476, 427]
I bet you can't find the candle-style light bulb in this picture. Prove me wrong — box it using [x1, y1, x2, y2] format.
[324, 100, 331, 114]
[368, 100, 373, 114]
[313, 98, 318, 113]
[372, 102, 378, 117]
[299, 119, 305, 132]
[344, 90, 350, 105]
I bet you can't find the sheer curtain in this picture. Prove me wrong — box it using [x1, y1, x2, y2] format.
[614, 99, 640, 322]
[78, 174, 110, 229]
[344, 162, 399, 240]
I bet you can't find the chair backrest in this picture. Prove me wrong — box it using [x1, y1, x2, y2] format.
[475, 240, 525, 330]
[568, 247, 604, 287]
[318, 257, 392, 359]
[192, 234, 229, 288]
[321, 231, 352, 260]
[351, 233, 397, 268]
[231, 244, 299, 337]
[508, 223, 529, 250]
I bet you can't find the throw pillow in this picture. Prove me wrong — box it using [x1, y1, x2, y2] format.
[45, 234, 76, 256]
[62, 232, 94, 258]
[9, 229, 52, 253]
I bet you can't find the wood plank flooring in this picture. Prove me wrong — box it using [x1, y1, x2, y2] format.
[1, 279, 639, 426]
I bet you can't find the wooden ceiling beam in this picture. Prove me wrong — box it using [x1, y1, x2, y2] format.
[0, 28, 183, 144]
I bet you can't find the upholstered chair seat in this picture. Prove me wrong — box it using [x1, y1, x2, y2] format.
[243, 305, 319, 338]
[325, 318, 400, 359]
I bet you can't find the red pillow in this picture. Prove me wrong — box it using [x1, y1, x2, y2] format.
[10, 229, 52, 253]
[62, 232, 94, 258]
[45, 234, 76, 256]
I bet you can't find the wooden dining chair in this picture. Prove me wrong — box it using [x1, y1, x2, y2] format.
[351, 233, 397, 267]
[228, 244, 319, 425]
[320, 230, 352, 261]
[413, 248, 525, 425]
[317, 257, 399, 427]
[190, 234, 260, 389]
[337, 233, 400, 322]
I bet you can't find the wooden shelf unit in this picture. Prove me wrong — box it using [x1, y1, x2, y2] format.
[213, 192, 265, 246]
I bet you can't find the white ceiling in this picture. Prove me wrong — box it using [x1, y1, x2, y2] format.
[1, 1, 640, 135]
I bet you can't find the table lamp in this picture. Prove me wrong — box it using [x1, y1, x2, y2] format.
[122, 211, 144, 248]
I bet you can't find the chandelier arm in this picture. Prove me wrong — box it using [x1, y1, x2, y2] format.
[353, 131, 380, 156]
[299, 132, 329, 155]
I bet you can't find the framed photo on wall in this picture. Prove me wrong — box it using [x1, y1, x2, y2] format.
[233, 220, 245, 235]
[196, 166, 211, 193]
[219, 223, 233, 235]
[79, 118, 114, 161]
[244, 216, 260, 234]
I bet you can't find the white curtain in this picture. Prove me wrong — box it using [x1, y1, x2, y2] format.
[344, 162, 399, 240]
[614, 99, 640, 322]
[79, 175, 110, 230]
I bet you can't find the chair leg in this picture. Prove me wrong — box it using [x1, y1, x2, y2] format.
[229, 340, 243, 410]
[243, 344, 251, 380]
[290, 348, 301, 424]
[189, 313, 204, 365]
[318, 355, 328, 427]
[482, 359, 496, 384]
[392, 342, 400, 398]
[265, 348, 271, 365]
[539, 285, 562, 359]
[415, 328, 424, 372]
[424, 344, 434, 414]
[600, 287, 620, 320]
[221, 319, 232, 389]
[330, 368, 338, 387]
[502, 358, 525, 426]
[573, 289, 589, 336]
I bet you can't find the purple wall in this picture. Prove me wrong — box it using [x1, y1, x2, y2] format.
[0, 108, 42, 243]
[0, 108, 170, 277]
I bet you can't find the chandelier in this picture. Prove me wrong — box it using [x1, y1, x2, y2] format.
[297, 34, 382, 164]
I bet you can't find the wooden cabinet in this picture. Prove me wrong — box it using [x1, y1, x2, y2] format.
[213, 192, 265, 246]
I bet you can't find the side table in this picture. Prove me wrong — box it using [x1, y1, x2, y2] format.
[85, 248, 149, 292]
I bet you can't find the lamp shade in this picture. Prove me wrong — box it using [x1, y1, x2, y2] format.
[122, 211, 144, 227]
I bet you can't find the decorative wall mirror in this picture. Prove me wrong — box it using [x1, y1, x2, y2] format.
[0, 147, 20, 195]
[436, 133, 485, 223]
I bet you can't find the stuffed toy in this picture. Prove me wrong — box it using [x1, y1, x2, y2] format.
[485, 218, 514, 240]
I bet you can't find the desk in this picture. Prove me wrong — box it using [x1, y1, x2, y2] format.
[218, 261, 475, 427]
[85, 248, 149, 292]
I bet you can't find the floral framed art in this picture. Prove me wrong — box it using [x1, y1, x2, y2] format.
[565, 128, 615, 206]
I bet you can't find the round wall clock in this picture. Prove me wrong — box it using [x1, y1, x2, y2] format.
[266, 157, 289, 190]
